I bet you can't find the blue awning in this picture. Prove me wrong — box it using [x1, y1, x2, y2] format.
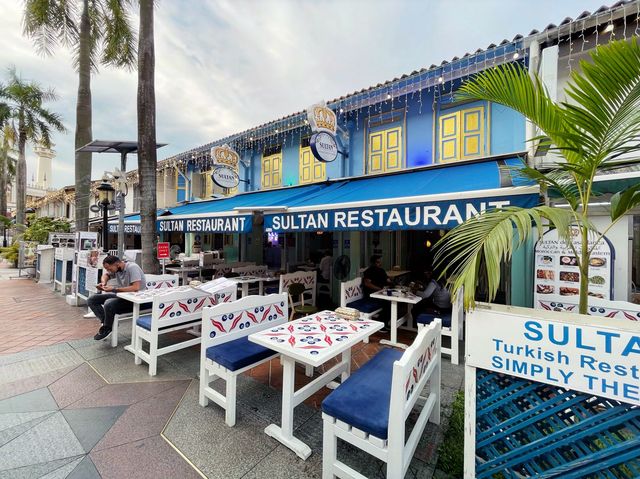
[264, 158, 540, 232]
[157, 183, 332, 234]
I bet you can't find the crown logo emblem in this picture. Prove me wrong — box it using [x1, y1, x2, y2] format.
[307, 102, 337, 134]
[211, 145, 239, 169]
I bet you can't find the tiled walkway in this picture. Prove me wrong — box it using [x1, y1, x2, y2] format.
[0, 278, 463, 478]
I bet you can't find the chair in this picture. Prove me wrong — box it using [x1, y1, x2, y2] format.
[322, 320, 442, 479]
[416, 287, 464, 365]
[288, 282, 318, 320]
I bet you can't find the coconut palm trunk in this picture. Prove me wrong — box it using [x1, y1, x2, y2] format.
[137, 0, 159, 273]
[15, 113, 27, 229]
[74, 0, 93, 232]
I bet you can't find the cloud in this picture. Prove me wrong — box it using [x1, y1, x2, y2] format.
[0, 0, 609, 188]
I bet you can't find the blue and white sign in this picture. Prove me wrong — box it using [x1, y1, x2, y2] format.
[108, 223, 141, 234]
[264, 194, 538, 232]
[310, 131, 338, 163]
[157, 215, 252, 233]
[212, 166, 240, 189]
[467, 305, 640, 405]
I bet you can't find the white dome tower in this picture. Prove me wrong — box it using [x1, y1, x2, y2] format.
[34, 143, 54, 189]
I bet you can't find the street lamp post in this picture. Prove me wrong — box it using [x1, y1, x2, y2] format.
[95, 180, 115, 253]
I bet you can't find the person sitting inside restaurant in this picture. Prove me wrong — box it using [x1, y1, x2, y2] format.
[411, 268, 452, 318]
[363, 254, 392, 331]
[318, 250, 333, 283]
[88, 255, 147, 341]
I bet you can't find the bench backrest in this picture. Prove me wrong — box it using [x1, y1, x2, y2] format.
[202, 293, 288, 350]
[213, 261, 257, 279]
[279, 271, 316, 306]
[150, 283, 237, 332]
[145, 274, 179, 290]
[232, 265, 268, 277]
[340, 277, 363, 307]
[388, 319, 441, 473]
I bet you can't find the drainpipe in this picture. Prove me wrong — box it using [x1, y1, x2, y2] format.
[526, 40, 541, 168]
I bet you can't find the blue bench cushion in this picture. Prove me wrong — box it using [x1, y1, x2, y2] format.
[347, 298, 383, 314]
[206, 336, 277, 371]
[136, 314, 200, 331]
[321, 348, 403, 439]
[416, 312, 451, 328]
[265, 286, 279, 294]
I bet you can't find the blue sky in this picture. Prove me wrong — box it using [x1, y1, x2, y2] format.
[0, 0, 611, 188]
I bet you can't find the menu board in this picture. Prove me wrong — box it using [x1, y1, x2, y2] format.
[18, 241, 38, 269]
[534, 227, 614, 307]
[48, 232, 76, 248]
[76, 249, 105, 298]
[75, 231, 98, 251]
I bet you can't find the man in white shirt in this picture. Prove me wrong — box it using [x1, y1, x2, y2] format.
[318, 251, 333, 282]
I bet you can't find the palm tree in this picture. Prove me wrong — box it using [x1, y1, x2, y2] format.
[0, 101, 14, 218]
[137, 0, 159, 273]
[23, 0, 136, 232]
[434, 38, 640, 315]
[0, 68, 65, 228]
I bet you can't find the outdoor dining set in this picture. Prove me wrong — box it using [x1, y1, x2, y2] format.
[89, 261, 457, 478]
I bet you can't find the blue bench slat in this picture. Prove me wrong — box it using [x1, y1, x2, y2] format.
[136, 314, 201, 332]
[416, 312, 451, 328]
[206, 336, 277, 371]
[347, 298, 383, 314]
[265, 286, 279, 294]
[321, 348, 403, 439]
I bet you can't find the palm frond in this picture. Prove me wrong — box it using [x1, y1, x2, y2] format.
[101, 0, 137, 69]
[434, 206, 573, 309]
[22, 0, 79, 55]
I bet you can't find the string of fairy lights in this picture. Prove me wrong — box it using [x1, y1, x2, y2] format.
[32, 1, 640, 210]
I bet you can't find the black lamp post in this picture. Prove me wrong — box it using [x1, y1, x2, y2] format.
[93, 180, 115, 252]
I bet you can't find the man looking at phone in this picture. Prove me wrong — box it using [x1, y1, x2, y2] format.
[87, 255, 147, 341]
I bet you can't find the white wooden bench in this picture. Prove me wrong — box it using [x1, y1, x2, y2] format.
[322, 319, 441, 478]
[134, 283, 237, 376]
[213, 261, 256, 279]
[416, 287, 463, 365]
[199, 293, 288, 426]
[340, 277, 383, 320]
[111, 274, 179, 348]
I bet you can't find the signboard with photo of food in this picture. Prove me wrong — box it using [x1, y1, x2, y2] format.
[533, 227, 614, 308]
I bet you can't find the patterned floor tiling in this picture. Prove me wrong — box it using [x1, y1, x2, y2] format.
[61, 407, 127, 452]
[49, 363, 107, 409]
[0, 388, 59, 414]
[66, 379, 190, 409]
[39, 457, 84, 479]
[65, 455, 101, 479]
[0, 412, 56, 448]
[0, 456, 84, 479]
[88, 350, 192, 384]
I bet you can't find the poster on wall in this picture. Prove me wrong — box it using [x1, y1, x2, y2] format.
[76, 249, 105, 298]
[48, 232, 76, 248]
[18, 241, 38, 269]
[534, 227, 614, 309]
[75, 231, 98, 251]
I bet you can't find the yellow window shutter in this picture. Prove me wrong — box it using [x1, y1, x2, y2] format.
[439, 112, 459, 162]
[461, 107, 485, 159]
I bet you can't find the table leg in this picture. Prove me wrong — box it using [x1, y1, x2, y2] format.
[124, 303, 140, 362]
[380, 300, 408, 349]
[259, 282, 264, 296]
[264, 355, 312, 459]
[241, 283, 249, 297]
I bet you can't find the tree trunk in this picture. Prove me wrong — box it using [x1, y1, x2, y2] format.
[578, 226, 589, 315]
[0, 148, 7, 217]
[16, 124, 26, 229]
[74, 0, 93, 233]
[137, 0, 159, 274]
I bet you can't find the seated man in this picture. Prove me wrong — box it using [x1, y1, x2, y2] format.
[88, 255, 147, 341]
[318, 250, 333, 284]
[412, 269, 452, 318]
[362, 255, 392, 330]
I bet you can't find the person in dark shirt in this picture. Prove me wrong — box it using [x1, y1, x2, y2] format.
[362, 255, 391, 331]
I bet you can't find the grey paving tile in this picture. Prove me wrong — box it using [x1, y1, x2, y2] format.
[66, 455, 100, 479]
[0, 412, 55, 447]
[70, 341, 124, 361]
[0, 411, 53, 432]
[94, 381, 188, 451]
[39, 457, 83, 479]
[0, 350, 84, 386]
[88, 350, 192, 383]
[241, 444, 322, 479]
[0, 412, 85, 471]
[0, 457, 81, 479]
[164, 380, 278, 479]
[62, 406, 127, 452]
[91, 435, 201, 479]
[49, 363, 106, 409]
[0, 388, 59, 413]
[0, 343, 72, 367]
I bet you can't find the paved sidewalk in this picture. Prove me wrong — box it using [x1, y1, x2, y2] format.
[0, 278, 463, 478]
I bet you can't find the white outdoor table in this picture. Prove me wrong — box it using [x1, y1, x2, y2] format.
[117, 288, 177, 359]
[249, 310, 383, 460]
[229, 275, 273, 297]
[166, 266, 202, 285]
[386, 269, 410, 280]
[370, 288, 422, 349]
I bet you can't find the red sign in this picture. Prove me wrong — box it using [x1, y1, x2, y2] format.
[157, 242, 170, 259]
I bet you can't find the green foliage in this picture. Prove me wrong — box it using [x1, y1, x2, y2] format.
[0, 242, 19, 265]
[435, 39, 640, 314]
[22, 215, 71, 244]
[437, 390, 465, 477]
